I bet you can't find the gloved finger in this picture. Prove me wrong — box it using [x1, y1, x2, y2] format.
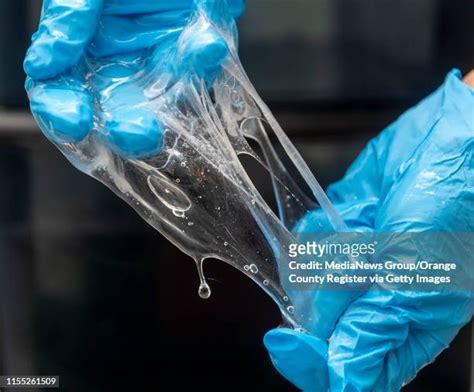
[88, 10, 190, 58]
[26, 74, 93, 143]
[90, 0, 244, 58]
[264, 328, 328, 392]
[91, 8, 234, 85]
[103, 107, 164, 158]
[91, 62, 165, 158]
[24, 0, 103, 80]
[177, 0, 242, 85]
[178, 22, 231, 83]
[327, 290, 472, 392]
[91, 11, 230, 84]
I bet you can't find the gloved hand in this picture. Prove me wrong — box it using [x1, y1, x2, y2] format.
[24, 0, 244, 158]
[264, 69, 474, 391]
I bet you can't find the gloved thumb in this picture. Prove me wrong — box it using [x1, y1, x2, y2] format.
[264, 328, 329, 391]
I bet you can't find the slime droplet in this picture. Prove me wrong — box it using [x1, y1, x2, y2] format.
[198, 282, 211, 299]
[196, 258, 211, 300]
[263, 280, 269, 286]
[286, 305, 294, 314]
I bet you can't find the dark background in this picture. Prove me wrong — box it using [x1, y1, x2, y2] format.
[0, 1, 473, 391]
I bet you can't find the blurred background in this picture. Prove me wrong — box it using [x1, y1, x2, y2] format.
[0, 0, 473, 391]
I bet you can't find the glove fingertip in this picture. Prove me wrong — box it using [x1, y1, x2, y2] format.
[229, 0, 246, 19]
[24, 42, 55, 80]
[105, 108, 165, 159]
[264, 329, 329, 392]
[29, 85, 93, 143]
[181, 26, 230, 83]
[25, 0, 102, 80]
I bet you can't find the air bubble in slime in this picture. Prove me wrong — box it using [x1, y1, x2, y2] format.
[28, 0, 347, 333]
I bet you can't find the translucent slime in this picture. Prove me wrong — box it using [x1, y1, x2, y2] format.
[29, 0, 346, 332]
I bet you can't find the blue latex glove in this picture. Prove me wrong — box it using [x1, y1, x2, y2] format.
[264, 69, 474, 391]
[24, 0, 244, 157]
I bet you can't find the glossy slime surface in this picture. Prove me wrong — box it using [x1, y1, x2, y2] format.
[28, 0, 345, 331]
